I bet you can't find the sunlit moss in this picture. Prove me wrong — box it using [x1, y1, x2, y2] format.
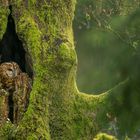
[94, 133, 117, 140]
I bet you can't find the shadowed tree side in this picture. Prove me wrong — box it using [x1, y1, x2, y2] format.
[0, 0, 140, 140]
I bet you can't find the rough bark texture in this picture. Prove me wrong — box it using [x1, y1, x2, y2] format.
[0, 0, 140, 140]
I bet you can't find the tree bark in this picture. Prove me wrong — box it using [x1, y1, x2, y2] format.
[0, 1, 140, 140]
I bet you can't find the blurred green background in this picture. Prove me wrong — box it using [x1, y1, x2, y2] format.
[73, 0, 140, 94]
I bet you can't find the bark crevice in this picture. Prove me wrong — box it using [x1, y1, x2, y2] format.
[0, 5, 33, 79]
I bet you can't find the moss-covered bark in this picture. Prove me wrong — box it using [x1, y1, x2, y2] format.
[0, 0, 140, 140]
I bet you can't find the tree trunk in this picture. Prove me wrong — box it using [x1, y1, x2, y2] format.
[0, 1, 140, 140]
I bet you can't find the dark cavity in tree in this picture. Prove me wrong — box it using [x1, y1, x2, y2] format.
[0, 5, 33, 124]
[0, 5, 33, 79]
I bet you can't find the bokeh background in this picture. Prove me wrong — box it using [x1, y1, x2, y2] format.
[73, 0, 140, 94]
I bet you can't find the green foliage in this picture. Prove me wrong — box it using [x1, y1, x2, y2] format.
[74, 0, 140, 94]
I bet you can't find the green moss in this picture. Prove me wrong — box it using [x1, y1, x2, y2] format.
[0, 121, 14, 139]
[0, 6, 9, 40]
[16, 10, 42, 60]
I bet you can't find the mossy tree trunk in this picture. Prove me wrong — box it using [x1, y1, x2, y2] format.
[0, 0, 140, 140]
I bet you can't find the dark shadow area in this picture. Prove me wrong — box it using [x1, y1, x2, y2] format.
[0, 5, 33, 79]
[8, 93, 14, 123]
